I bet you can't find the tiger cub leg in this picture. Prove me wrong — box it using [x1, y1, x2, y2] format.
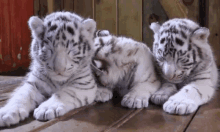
[121, 78, 160, 109]
[95, 86, 113, 102]
[0, 82, 46, 127]
[34, 87, 97, 121]
[151, 83, 177, 105]
[163, 80, 215, 115]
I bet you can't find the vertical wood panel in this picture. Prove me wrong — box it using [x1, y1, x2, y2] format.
[143, 0, 168, 48]
[118, 0, 142, 41]
[209, 0, 220, 66]
[74, 0, 93, 18]
[34, 0, 40, 15]
[39, 0, 48, 17]
[47, 0, 53, 14]
[94, 0, 117, 35]
[184, 0, 199, 23]
[0, 0, 33, 73]
[53, 0, 63, 12]
[63, 0, 74, 12]
[1, 0, 11, 72]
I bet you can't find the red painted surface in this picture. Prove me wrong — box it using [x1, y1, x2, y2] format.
[0, 0, 33, 73]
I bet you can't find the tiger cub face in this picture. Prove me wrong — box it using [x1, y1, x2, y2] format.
[150, 18, 212, 83]
[28, 12, 96, 81]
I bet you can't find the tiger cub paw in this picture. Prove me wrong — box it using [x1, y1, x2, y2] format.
[34, 100, 67, 121]
[0, 106, 29, 127]
[121, 91, 150, 109]
[163, 97, 198, 115]
[95, 88, 113, 102]
[151, 94, 170, 105]
[151, 83, 177, 105]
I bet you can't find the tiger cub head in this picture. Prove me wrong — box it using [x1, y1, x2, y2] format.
[150, 18, 213, 83]
[28, 11, 96, 81]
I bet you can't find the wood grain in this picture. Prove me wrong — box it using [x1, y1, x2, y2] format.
[74, 0, 93, 18]
[118, 0, 142, 41]
[142, 0, 168, 48]
[186, 91, 220, 132]
[208, 0, 220, 66]
[159, 0, 188, 18]
[63, 0, 74, 12]
[0, 0, 32, 73]
[94, 0, 117, 35]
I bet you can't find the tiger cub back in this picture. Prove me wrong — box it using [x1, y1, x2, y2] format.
[92, 30, 161, 108]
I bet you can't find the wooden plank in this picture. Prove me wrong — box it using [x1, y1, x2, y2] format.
[74, 0, 93, 18]
[118, 0, 142, 41]
[53, 0, 63, 12]
[34, 0, 40, 15]
[208, 0, 220, 66]
[39, 0, 48, 17]
[0, 0, 32, 73]
[186, 91, 220, 132]
[159, 0, 188, 18]
[63, 0, 74, 12]
[142, 0, 168, 48]
[94, 0, 117, 35]
[47, 0, 54, 14]
[183, 0, 199, 23]
[40, 102, 134, 132]
[111, 106, 195, 132]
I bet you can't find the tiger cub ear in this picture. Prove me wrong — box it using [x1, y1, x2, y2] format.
[150, 22, 161, 34]
[191, 27, 210, 43]
[96, 30, 110, 37]
[82, 18, 96, 36]
[28, 16, 45, 39]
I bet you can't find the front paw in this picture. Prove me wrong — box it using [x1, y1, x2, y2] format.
[163, 98, 198, 115]
[34, 102, 67, 121]
[95, 88, 113, 102]
[0, 106, 29, 127]
[151, 94, 170, 105]
[121, 92, 150, 108]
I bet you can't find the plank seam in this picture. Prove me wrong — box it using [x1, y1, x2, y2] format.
[182, 106, 200, 132]
[29, 102, 96, 132]
[103, 108, 143, 132]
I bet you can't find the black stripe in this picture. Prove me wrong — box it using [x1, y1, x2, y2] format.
[73, 74, 90, 81]
[192, 87, 202, 98]
[48, 25, 57, 32]
[175, 37, 184, 46]
[63, 90, 82, 106]
[62, 33, 66, 40]
[66, 40, 69, 48]
[190, 77, 210, 82]
[83, 42, 87, 54]
[74, 84, 96, 90]
[74, 22, 78, 29]
[195, 45, 203, 59]
[84, 97, 89, 105]
[180, 30, 187, 39]
[67, 26, 74, 35]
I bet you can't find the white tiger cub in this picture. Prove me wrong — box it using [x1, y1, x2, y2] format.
[0, 12, 97, 127]
[92, 30, 161, 108]
[150, 18, 218, 115]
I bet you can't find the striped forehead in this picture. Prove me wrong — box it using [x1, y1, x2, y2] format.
[45, 21, 81, 47]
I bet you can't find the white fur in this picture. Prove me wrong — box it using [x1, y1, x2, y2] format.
[150, 18, 218, 115]
[0, 11, 97, 127]
[93, 31, 161, 108]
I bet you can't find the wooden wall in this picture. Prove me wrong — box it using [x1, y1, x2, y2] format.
[0, 0, 33, 75]
[0, 0, 219, 74]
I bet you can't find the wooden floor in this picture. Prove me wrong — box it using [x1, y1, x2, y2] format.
[0, 76, 219, 132]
